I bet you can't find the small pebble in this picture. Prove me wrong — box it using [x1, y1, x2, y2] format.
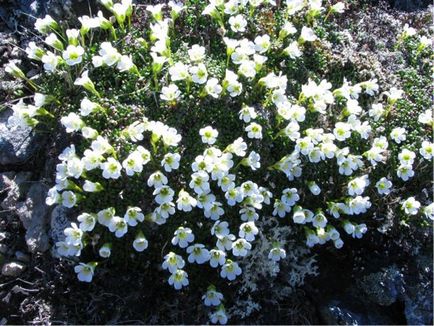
[1, 261, 26, 277]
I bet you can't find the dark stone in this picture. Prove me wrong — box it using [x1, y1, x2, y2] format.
[15, 182, 50, 253]
[0, 109, 38, 166]
[319, 297, 394, 325]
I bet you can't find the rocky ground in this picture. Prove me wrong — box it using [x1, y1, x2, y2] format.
[0, 0, 432, 324]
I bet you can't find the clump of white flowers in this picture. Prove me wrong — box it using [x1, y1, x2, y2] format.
[6, 0, 432, 324]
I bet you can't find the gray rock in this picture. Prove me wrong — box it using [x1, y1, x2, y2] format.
[0, 231, 9, 242]
[0, 109, 38, 166]
[404, 254, 433, 325]
[357, 266, 405, 306]
[49, 205, 72, 244]
[392, 0, 430, 11]
[15, 182, 50, 253]
[0, 244, 8, 254]
[318, 298, 393, 325]
[1, 261, 26, 277]
[15, 250, 30, 263]
[1, 171, 33, 210]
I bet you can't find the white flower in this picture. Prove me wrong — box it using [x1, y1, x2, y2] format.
[147, 171, 168, 188]
[66, 157, 84, 178]
[64, 223, 83, 245]
[308, 181, 321, 195]
[74, 262, 96, 282]
[153, 185, 175, 204]
[225, 186, 244, 206]
[272, 199, 291, 218]
[212, 220, 230, 237]
[204, 201, 225, 220]
[60, 113, 84, 133]
[209, 249, 226, 268]
[331, 2, 345, 13]
[41, 51, 59, 72]
[217, 174, 236, 192]
[203, 287, 224, 306]
[239, 221, 258, 241]
[172, 227, 195, 248]
[168, 269, 189, 290]
[402, 197, 421, 215]
[62, 45, 85, 66]
[245, 151, 261, 170]
[226, 137, 247, 157]
[232, 238, 252, 257]
[216, 233, 236, 251]
[347, 175, 370, 196]
[292, 206, 308, 224]
[80, 98, 100, 116]
[418, 109, 433, 126]
[423, 203, 434, 221]
[254, 34, 270, 53]
[169, 62, 190, 81]
[229, 14, 247, 33]
[420, 141, 433, 160]
[369, 103, 385, 121]
[62, 191, 77, 208]
[300, 26, 317, 42]
[117, 55, 135, 72]
[281, 188, 299, 206]
[245, 122, 262, 139]
[384, 87, 403, 103]
[390, 127, 407, 144]
[77, 213, 96, 231]
[160, 84, 180, 102]
[162, 252, 185, 273]
[397, 164, 414, 181]
[124, 207, 144, 226]
[25, 42, 44, 60]
[205, 78, 223, 98]
[238, 60, 256, 78]
[122, 152, 144, 176]
[91, 136, 113, 155]
[375, 177, 392, 195]
[169, 1, 185, 15]
[210, 307, 228, 325]
[108, 216, 128, 237]
[99, 243, 111, 258]
[333, 122, 351, 141]
[187, 244, 210, 264]
[177, 189, 197, 212]
[78, 15, 100, 32]
[34, 15, 58, 34]
[224, 70, 243, 97]
[402, 23, 417, 38]
[155, 202, 175, 220]
[239, 104, 257, 123]
[189, 171, 210, 194]
[312, 212, 328, 228]
[283, 41, 302, 59]
[97, 207, 115, 226]
[188, 44, 206, 62]
[268, 245, 286, 262]
[398, 149, 416, 165]
[220, 260, 242, 280]
[45, 33, 63, 50]
[159, 152, 180, 172]
[280, 21, 297, 38]
[101, 157, 122, 179]
[190, 63, 208, 84]
[147, 4, 164, 21]
[133, 233, 149, 252]
[200, 126, 218, 144]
